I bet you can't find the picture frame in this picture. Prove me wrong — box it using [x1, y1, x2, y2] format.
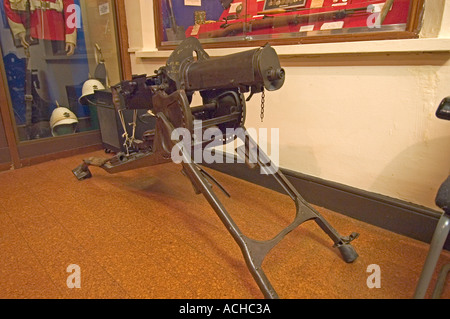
[154, 0, 425, 49]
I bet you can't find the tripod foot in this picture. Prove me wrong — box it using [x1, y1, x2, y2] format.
[334, 232, 359, 263]
[337, 243, 359, 263]
[72, 163, 92, 181]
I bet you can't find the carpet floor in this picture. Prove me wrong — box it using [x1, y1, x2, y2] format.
[0, 150, 448, 299]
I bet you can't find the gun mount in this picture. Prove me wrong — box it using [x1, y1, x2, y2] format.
[73, 37, 358, 299]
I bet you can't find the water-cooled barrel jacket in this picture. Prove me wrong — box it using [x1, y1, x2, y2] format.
[4, 0, 77, 46]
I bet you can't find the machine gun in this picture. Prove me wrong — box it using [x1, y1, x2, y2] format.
[72, 37, 359, 299]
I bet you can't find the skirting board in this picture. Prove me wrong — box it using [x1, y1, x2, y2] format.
[203, 153, 450, 251]
[0, 146, 11, 164]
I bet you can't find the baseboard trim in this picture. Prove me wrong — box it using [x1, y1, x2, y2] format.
[203, 154, 449, 251]
[0, 146, 11, 164]
[0, 161, 12, 172]
[20, 144, 103, 168]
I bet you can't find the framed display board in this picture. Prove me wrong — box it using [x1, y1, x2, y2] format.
[154, 0, 425, 49]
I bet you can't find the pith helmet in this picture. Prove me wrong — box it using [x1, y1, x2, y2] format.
[79, 79, 105, 105]
[50, 105, 78, 137]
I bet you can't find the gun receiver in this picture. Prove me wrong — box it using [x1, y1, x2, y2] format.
[73, 37, 358, 298]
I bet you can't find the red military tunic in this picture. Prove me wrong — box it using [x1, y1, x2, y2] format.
[4, 0, 77, 45]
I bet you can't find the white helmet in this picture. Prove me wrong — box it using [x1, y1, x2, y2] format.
[79, 79, 105, 105]
[50, 106, 78, 137]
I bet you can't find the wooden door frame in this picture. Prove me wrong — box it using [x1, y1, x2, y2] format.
[0, 55, 21, 169]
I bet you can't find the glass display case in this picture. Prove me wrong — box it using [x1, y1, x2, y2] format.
[155, 0, 424, 49]
[0, 0, 122, 142]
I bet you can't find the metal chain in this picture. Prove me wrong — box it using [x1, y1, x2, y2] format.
[260, 89, 265, 122]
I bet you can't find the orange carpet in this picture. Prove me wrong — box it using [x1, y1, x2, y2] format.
[0, 150, 448, 299]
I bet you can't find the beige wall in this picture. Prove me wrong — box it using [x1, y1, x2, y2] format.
[125, 0, 450, 210]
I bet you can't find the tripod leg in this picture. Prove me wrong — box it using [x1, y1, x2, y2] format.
[275, 167, 359, 263]
[240, 130, 359, 263]
[167, 117, 359, 297]
[180, 156, 280, 298]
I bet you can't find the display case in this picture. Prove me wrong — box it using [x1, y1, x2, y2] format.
[155, 0, 424, 49]
[0, 0, 130, 168]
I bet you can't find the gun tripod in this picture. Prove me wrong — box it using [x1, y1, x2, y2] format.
[74, 108, 359, 299]
[72, 37, 358, 298]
